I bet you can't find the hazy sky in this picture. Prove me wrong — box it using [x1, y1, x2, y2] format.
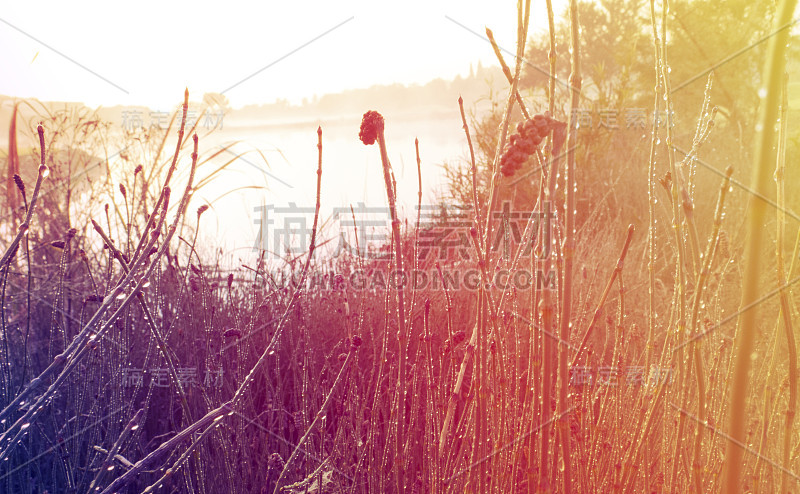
[1, 0, 568, 109]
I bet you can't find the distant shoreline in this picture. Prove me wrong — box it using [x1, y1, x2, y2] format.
[0, 63, 508, 148]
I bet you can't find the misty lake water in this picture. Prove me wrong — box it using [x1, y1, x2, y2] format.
[195, 108, 475, 267]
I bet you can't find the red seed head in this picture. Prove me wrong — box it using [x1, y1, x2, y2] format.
[13, 174, 25, 195]
[359, 111, 384, 145]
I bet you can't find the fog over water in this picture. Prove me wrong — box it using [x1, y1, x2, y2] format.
[199, 108, 473, 266]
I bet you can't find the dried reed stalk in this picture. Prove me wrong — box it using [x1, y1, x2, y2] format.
[557, 0, 582, 490]
[359, 111, 408, 493]
[774, 73, 797, 494]
[724, 0, 798, 490]
[689, 166, 733, 491]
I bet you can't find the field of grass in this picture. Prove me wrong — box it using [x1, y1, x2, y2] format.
[1, 0, 799, 492]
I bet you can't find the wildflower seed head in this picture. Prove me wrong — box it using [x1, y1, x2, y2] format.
[197, 204, 209, 217]
[119, 183, 127, 198]
[500, 114, 566, 177]
[359, 110, 384, 145]
[223, 328, 241, 338]
[13, 174, 25, 196]
[134, 164, 143, 176]
[268, 453, 285, 471]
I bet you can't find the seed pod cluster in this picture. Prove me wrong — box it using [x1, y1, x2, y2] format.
[359, 110, 384, 145]
[500, 113, 567, 177]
